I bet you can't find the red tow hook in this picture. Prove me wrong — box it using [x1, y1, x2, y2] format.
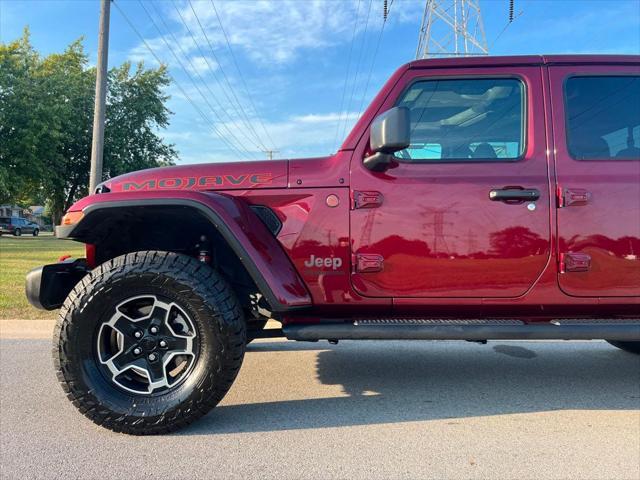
[58, 254, 72, 262]
[85, 244, 96, 268]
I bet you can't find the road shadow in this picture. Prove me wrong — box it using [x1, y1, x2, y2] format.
[181, 341, 640, 436]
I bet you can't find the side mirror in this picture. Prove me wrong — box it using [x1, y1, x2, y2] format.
[364, 106, 410, 172]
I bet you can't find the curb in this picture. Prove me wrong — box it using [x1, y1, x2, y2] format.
[0, 320, 55, 339]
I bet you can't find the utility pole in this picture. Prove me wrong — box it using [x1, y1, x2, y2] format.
[416, 0, 488, 59]
[262, 150, 279, 160]
[89, 0, 111, 193]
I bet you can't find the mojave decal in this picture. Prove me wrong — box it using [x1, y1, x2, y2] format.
[122, 173, 273, 191]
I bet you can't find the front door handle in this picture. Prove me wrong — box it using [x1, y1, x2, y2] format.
[489, 187, 540, 203]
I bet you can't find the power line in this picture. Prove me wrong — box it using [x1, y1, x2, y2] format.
[161, 2, 263, 154]
[136, 0, 259, 159]
[341, 0, 374, 141]
[144, 0, 260, 157]
[357, 0, 394, 118]
[112, 0, 251, 160]
[173, 1, 270, 153]
[262, 149, 279, 161]
[489, 6, 523, 51]
[186, 0, 274, 154]
[333, 0, 362, 152]
[210, 0, 278, 153]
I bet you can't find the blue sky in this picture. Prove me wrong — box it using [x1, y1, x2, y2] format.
[1, 0, 639, 164]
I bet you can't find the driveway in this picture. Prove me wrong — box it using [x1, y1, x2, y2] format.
[1, 320, 639, 479]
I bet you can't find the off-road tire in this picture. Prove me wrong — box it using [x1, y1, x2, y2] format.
[33, 229, 39, 236]
[14, 228, 21, 236]
[53, 250, 246, 435]
[606, 340, 640, 355]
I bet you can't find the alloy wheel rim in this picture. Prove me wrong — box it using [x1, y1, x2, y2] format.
[96, 295, 198, 395]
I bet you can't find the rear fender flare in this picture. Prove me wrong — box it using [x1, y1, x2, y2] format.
[57, 191, 312, 312]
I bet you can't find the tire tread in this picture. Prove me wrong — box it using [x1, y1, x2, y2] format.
[53, 250, 246, 435]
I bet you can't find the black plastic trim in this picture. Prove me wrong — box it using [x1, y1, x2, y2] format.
[58, 198, 306, 312]
[25, 259, 89, 310]
[249, 205, 282, 236]
[284, 322, 640, 341]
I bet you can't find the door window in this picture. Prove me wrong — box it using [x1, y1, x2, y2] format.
[394, 78, 525, 162]
[564, 76, 640, 160]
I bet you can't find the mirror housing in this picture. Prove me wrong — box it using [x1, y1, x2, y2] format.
[364, 107, 411, 172]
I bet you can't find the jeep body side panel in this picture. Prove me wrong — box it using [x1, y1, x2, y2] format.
[227, 188, 392, 316]
[349, 65, 553, 298]
[548, 63, 640, 297]
[59, 191, 312, 311]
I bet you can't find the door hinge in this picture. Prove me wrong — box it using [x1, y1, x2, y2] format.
[353, 253, 384, 273]
[559, 252, 591, 273]
[557, 186, 591, 208]
[352, 191, 384, 210]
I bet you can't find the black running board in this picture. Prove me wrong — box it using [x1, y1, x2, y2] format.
[284, 321, 640, 342]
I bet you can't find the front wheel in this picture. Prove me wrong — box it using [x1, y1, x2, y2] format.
[54, 251, 246, 434]
[606, 340, 640, 355]
[13, 228, 21, 236]
[33, 229, 39, 236]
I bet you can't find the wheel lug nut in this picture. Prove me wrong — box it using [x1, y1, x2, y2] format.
[150, 326, 159, 334]
[148, 353, 157, 362]
[133, 347, 142, 355]
[134, 331, 142, 339]
[159, 340, 167, 348]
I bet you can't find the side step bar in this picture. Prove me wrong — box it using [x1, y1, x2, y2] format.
[284, 320, 640, 342]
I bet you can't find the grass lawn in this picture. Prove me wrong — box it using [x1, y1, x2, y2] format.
[0, 234, 84, 319]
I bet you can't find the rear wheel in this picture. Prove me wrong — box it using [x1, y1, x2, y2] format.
[54, 251, 246, 434]
[33, 229, 39, 236]
[13, 228, 21, 236]
[606, 340, 640, 355]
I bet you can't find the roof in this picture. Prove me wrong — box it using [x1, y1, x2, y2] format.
[409, 54, 640, 69]
[29, 206, 45, 215]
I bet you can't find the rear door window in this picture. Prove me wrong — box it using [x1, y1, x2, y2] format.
[564, 76, 640, 160]
[394, 78, 525, 162]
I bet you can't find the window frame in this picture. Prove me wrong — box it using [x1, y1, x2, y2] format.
[391, 75, 528, 164]
[563, 73, 640, 162]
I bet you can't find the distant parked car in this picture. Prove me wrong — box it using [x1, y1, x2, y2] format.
[0, 217, 40, 236]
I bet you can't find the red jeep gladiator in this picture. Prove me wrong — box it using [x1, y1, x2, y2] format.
[26, 55, 640, 434]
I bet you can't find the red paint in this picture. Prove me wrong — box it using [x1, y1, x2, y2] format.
[84, 244, 96, 268]
[102, 160, 287, 192]
[63, 55, 638, 322]
[350, 64, 551, 298]
[548, 64, 640, 297]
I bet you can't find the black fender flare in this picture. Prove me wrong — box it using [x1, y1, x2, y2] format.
[57, 192, 311, 312]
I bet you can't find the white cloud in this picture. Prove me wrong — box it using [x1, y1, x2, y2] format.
[168, 107, 365, 163]
[292, 112, 360, 124]
[128, 0, 421, 68]
[200, 110, 361, 158]
[186, 56, 218, 75]
[121, 0, 425, 162]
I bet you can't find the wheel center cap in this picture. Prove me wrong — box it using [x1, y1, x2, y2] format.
[140, 337, 157, 352]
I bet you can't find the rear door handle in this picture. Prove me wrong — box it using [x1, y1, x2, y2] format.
[489, 187, 540, 203]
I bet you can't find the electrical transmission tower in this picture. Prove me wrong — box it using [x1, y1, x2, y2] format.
[416, 0, 489, 59]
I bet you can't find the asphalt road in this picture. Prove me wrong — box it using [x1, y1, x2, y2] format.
[1, 321, 639, 480]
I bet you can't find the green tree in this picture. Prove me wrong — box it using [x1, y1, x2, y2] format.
[0, 30, 177, 222]
[0, 29, 42, 205]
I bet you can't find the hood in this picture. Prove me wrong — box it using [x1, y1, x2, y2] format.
[99, 159, 289, 193]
